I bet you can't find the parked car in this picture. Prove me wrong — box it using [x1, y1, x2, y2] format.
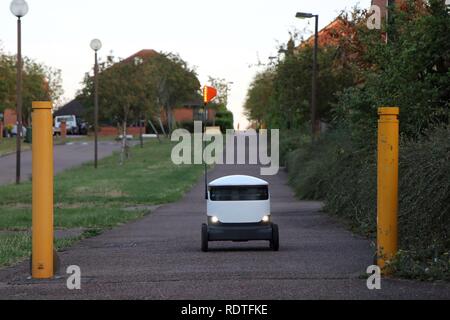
[77, 119, 89, 135]
[54, 115, 78, 135]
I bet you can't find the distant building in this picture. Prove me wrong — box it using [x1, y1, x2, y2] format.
[296, 17, 356, 50]
[122, 49, 159, 64]
[53, 100, 86, 118]
[296, 0, 424, 52]
[2, 108, 17, 128]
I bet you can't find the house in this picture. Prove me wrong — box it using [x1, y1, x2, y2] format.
[53, 99, 86, 118]
[296, 17, 356, 50]
[161, 99, 216, 124]
[0, 108, 16, 137]
[296, 0, 415, 52]
[2, 108, 17, 128]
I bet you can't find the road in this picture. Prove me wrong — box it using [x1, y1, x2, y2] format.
[0, 140, 123, 186]
[0, 139, 449, 299]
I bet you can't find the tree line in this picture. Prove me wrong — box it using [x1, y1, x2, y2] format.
[244, 0, 449, 140]
[0, 45, 63, 127]
[77, 52, 200, 133]
[77, 53, 234, 132]
[244, 0, 449, 280]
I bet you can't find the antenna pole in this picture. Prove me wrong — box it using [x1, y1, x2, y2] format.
[203, 102, 208, 200]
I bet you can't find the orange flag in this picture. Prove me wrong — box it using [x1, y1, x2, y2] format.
[203, 86, 217, 104]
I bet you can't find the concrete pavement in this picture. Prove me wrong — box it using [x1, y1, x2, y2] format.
[0, 146, 449, 299]
[0, 141, 123, 186]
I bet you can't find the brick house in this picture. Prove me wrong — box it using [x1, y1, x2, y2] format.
[55, 98, 215, 136]
[296, 0, 408, 51]
[296, 17, 356, 50]
[0, 108, 17, 136]
[160, 100, 216, 124]
[2, 108, 17, 128]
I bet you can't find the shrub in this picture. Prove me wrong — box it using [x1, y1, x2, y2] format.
[175, 120, 215, 133]
[285, 125, 450, 280]
[176, 121, 195, 133]
[215, 109, 234, 133]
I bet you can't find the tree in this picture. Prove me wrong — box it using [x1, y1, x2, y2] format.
[244, 36, 356, 130]
[79, 52, 200, 132]
[143, 53, 200, 132]
[205, 77, 234, 130]
[100, 56, 144, 163]
[243, 70, 275, 128]
[22, 58, 63, 124]
[0, 54, 15, 114]
[78, 54, 147, 162]
[77, 51, 200, 162]
[207, 76, 232, 108]
[0, 49, 63, 124]
[333, 0, 450, 140]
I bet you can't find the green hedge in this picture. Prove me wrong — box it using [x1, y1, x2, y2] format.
[215, 110, 234, 133]
[284, 125, 450, 280]
[175, 116, 233, 134]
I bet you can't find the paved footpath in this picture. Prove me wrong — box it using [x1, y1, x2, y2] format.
[0, 141, 123, 186]
[0, 151, 449, 299]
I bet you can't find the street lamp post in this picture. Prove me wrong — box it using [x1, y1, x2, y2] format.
[10, 0, 29, 184]
[296, 12, 319, 140]
[90, 39, 102, 169]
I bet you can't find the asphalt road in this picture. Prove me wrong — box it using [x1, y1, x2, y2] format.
[0, 140, 123, 186]
[0, 138, 449, 299]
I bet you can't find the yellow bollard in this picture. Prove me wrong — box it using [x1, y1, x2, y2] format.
[377, 107, 399, 271]
[32, 101, 54, 279]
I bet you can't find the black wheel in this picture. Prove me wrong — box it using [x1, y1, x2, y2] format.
[270, 224, 279, 251]
[201, 223, 209, 252]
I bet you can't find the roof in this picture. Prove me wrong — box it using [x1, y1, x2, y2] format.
[297, 17, 354, 49]
[53, 100, 85, 117]
[122, 49, 159, 64]
[97, 49, 160, 78]
[209, 175, 269, 187]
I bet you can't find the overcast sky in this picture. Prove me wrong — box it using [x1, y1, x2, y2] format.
[1, 0, 371, 128]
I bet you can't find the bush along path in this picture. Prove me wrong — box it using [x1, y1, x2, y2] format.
[243, 1, 450, 282]
[283, 125, 450, 281]
[0, 139, 204, 267]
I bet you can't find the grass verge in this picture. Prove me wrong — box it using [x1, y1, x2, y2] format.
[0, 135, 116, 157]
[0, 139, 204, 267]
[0, 138, 30, 157]
[283, 126, 450, 281]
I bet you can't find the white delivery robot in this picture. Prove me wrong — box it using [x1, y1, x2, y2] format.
[202, 175, 279, 252]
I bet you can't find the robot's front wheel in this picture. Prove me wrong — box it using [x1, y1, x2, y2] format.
[270, 224, 279, 251]
[201, 223, 209, 252]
